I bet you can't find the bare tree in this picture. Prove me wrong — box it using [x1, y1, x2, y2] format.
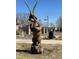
[56, 16, 62, 31]
[16, 13, 29, 25]
[50, 22, 55, 27]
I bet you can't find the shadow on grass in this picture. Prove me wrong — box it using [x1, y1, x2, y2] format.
[16, 49, 31, 54]
[16, 49, 42, 54]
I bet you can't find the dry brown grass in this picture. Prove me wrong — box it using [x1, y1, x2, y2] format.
[16, 43, 62, 59]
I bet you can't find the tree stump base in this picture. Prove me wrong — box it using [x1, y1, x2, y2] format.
[31, 43, 43, 54]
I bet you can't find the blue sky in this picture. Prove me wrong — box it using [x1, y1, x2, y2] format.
[16, 0, 62, 24]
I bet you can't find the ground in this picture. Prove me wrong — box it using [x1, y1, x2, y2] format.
[16, 43, 62, 59]
[16, 32, 62, 59]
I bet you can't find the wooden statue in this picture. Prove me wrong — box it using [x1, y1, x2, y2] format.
[25, 0, 43, 54]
